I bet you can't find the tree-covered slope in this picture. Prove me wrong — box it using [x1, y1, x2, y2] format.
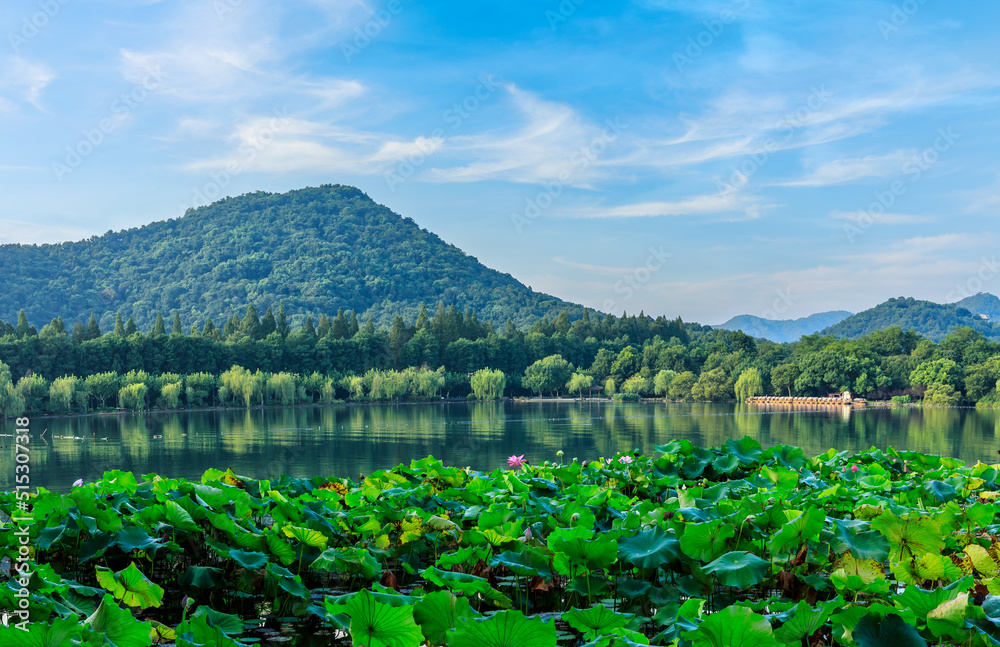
[715, 311, 852, 343]
[820, 296, 1000, 341]
[0, 185, 590, 330]
[953, 293, 1000, 320]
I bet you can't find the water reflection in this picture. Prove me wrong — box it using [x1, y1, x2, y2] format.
[4, 402, 998, 492]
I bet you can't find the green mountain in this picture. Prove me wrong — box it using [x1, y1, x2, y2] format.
[953, 293, 1000, 321]
[0, 185, 590, 331]
[715, 311, 852, 343]
[820, 297, 1000, 341]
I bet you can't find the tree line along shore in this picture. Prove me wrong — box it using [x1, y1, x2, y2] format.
[1, 304, 999, 417]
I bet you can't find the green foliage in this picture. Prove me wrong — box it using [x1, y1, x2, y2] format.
[0, 185, 591, 331]
[734, 367, 764, 401]
[471, 368, 507, 400]
[522, 355, 574, 396]
[822, 296, 1000, 342]
[8, 441, 1000, 644]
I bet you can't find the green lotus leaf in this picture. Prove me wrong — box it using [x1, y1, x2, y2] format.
[680, 519, 734, 562]
[0, 616, 82, 647]
[550, 526, 618, 573]
[282, 524, 328, 550]
[563, 605, 634, 640]
[893, 577, 973, 620]
[422, 566, 512, 608]
[768, 507, 824, 555]
[683, 604, 778, 647]
[190, 606, 245, 636]
[829, 519, 889, 561]
[229, 549, 269, 570]
[491, 549, 553, 578]
[922, 480, 957, 503]
[870, 511, 944, 562]
[179, 566, 224, 590]
[703, 551, 770, 590]
[852, 613, 926, 647]
[450, 609, 557, 647]
[618, 526, 679, 570]
[85, 594, 153, 647]
[95, 562, 164, 609]
[724, 437, 763, 466]
[165, 500, 201, 533]
[114, 527, 165, 555]
[264, 531, 297, 566]
[413, 591, 481, 646]
[344, 589, 424, 647]
[772, 599, 841, 644]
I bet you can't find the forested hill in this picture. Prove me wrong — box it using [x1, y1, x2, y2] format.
[715, 311, 852, 343]
[0, 185, 590, 330]
[954, 293, 1000, 320]
[820, 297, 1000, 341]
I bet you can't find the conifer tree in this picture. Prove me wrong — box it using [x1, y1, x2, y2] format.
[331, 308, 348, 339]
[113, 313, 126, 337]
[318, 314, 331, 338]
[152, 312, 167, 337]
[240, 305, 261, 339]
[303, 316, 317, 338]
[16, 310, 35, 338]
[72, 322, 87, 345]
[125, 317, 138, 336]
[277, 303, 290, 338]
[87, 313, 102, 340]
[415, 303, 430, 330]
[261, 308, 277, 337]
[348, 312, 359, 336]
[172, 311, 183, 335]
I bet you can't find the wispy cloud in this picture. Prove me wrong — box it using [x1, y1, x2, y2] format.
[778, 150, 915, 187]
[0, 57, 54, 112]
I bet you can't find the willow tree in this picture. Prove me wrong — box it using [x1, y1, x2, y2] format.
[735, 368, 765, 401]
[471, 368, 506, 400]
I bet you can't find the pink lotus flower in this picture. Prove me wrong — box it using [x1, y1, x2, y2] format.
[850, 465, 859, 473]
[507, 455, 527, 469]
[606, 458, 613, 465]
[618, 456, 634, 465]
[72, 478, 84, 487]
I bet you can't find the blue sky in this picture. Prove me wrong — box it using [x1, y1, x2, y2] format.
[1, 0, 998, 324]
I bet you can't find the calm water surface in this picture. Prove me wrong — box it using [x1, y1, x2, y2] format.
[5, 401, 1000, 492]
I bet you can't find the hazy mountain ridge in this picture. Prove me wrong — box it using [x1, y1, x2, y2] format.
[0, 185, 591, 330]
[715, 311, 853, 343]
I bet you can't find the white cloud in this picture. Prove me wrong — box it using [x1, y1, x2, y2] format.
[830, 210, 933, 225]
[427, 85, 623, 186]
[0, 57, 54, 112]
[779, 150, 916, 187]
[571, 192, 749, 219]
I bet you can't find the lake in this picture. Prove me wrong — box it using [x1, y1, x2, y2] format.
[5, 401, 1000, 492]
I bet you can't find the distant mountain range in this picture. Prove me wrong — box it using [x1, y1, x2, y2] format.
[715, 311, 853, 343]
[717, 293, 1000, 343]
[820, 296, 1000, 341]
